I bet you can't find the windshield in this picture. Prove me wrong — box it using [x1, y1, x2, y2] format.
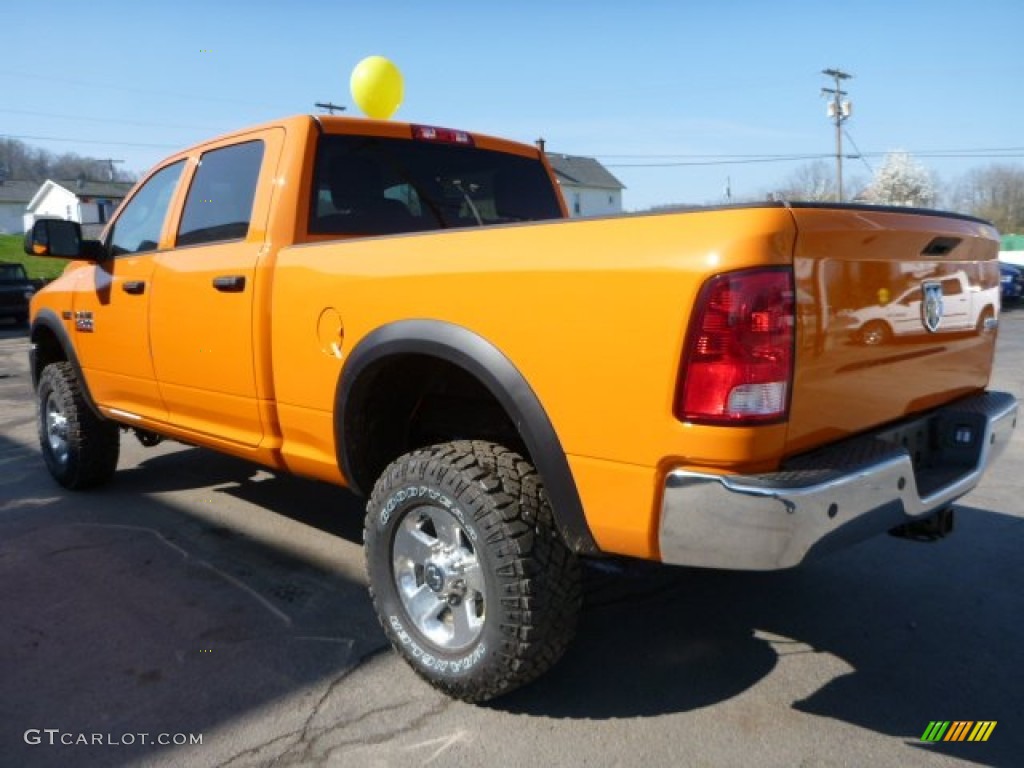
[0, 264, 28, 282]
[309, 134, 563, 236]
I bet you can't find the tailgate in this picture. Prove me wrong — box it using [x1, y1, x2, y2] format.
[786, 205, 1001, 458]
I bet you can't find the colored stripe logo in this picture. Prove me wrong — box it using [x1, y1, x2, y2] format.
[921, 721, 997, 742]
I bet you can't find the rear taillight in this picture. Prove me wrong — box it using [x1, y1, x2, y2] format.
[676, 268, 795, 425]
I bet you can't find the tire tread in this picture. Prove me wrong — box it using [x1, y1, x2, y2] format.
[37, 362, 119, 489]
[365, 439, 581, 702]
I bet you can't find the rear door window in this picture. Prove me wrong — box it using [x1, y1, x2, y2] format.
[177, 141, 264, 247]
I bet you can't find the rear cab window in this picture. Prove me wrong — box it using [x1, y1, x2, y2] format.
[309, 132, 563, 236]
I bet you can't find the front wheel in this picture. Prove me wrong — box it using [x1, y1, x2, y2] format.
[364, 440, 581, 702]
[37, 362, 119, 489]
[976, 306, 996, 333]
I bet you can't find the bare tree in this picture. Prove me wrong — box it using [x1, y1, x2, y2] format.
[767, 160, 867, 203]
[861, 151, 936, 208]
[951, 164, 1024, 233]
[0, 137, 136, 183]
[770, 160, 836, 202]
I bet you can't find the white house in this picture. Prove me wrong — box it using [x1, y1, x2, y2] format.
[1000, 250, 1024, 268]
[23, 179, 134, 234]
[546, 154, 625, 217]
[0, 179, 38, 234]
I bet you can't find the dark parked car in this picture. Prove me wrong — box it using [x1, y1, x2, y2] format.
[1000, 262, 1024, 304]
[0, 262, 35, 326]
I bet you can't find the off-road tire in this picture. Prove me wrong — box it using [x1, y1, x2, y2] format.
[364, 440, 581, 702]
[37, 362, 119, 489]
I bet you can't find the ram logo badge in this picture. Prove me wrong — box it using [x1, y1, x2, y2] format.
[921, 281, 943, 333]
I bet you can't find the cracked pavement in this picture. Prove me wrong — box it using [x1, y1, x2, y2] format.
[1, 313, 1022, 768]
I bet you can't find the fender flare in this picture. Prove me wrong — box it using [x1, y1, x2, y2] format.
[335, 319, 599, 555]
[29, 308, 103, 419]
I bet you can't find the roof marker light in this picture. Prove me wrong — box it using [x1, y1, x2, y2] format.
[411, 125, 474, 146]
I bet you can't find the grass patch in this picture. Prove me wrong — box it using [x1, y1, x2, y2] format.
[0, 234, 69, 281]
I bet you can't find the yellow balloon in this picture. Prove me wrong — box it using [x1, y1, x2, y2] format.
[350, 56, 404, 119]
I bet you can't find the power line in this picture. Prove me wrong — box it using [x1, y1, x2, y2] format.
[0, 69, 269, 108]
[842, 130, 875, 175]
[0, 133, 179, 149]
[908, 149, 1024, 158]
[4, 130, 1023, 167]
[575, 148, 1024, 168]
[594, 152, 835, 159]
[0, 107, 210, 131]
[604, 154, 830, 168]
[573, 146, 1024, 160]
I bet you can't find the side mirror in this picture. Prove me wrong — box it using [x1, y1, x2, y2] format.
[23, 219, 105, 261]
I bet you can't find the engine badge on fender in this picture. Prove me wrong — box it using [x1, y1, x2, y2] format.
[74, 310, 94, 333]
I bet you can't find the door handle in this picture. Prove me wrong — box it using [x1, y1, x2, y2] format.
[122, 280, 146, 295]
[212, 275, 246, 293]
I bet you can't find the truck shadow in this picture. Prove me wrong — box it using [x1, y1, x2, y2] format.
[112, 444, 368, 545]
[2, 434, 1020, 766]
[117, 446, 1024, 766]
[495, 505, 1023, 764]
[0, 435, 384, 768]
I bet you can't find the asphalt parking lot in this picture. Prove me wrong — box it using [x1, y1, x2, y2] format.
[1, 311, 1022, 768]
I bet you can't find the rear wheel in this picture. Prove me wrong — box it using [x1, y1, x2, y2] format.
[37, 362, 119, 489]
[859, 320, 891, 346]
[364, 440, 581, 702]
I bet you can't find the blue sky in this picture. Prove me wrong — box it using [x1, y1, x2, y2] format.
[3, 0, 1021, 210]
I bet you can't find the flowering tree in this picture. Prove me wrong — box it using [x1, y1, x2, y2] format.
[862, 151, 936, 207]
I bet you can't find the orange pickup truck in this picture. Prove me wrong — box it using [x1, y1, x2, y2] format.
[25, 115, 1018, 701]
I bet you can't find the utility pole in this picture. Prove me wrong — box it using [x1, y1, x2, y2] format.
[99, 158, 124, 182]
[821, 68, 852, 202]
[315, 102, 347, 115]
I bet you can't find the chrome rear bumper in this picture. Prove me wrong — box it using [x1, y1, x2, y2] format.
[658, 391, 1018, 570]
